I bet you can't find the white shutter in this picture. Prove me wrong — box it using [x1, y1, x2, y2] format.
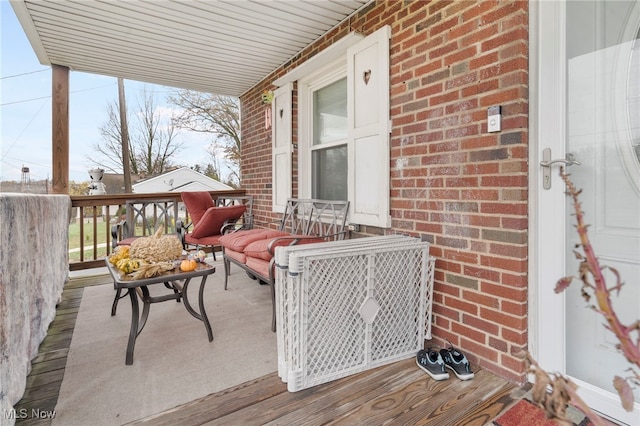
[272, 83, 293, 213]
[347, 25, 391, 228]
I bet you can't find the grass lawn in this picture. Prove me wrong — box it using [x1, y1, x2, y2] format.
[68, 220, 111, 262]
[68, 219, 177, 262]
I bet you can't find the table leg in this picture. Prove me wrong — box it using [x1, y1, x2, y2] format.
[125, 289, 139, 365]
[137, 286, 151, 336]
[111, 287, 128, 316]
[182, 276, 214, 342]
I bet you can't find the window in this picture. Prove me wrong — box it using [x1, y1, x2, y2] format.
[272, 26, 391, 227]
[312, 77, 348, 201]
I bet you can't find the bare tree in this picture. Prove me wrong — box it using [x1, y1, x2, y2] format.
[91, 86, 183, 176]
[132, 87, 182, 175]
[92, 102, 130, 174]
[168, 90, 240, 183]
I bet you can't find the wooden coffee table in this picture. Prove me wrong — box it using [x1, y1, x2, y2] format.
[105, 259, 216, 365]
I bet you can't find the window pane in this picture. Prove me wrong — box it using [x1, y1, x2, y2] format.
[312, 145, 347, 200]
[313, 78, 347, 145]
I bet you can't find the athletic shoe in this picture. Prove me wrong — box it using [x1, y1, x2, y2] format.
[416, 348, 449, 381]
[439, 342, 474, 380]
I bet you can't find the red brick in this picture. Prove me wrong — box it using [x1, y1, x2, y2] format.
[479, 254, 527, 274]
[501, 300, 527, 317]
[502, 327, 527, 346]
[480, 307, 526, 331]
[462, 318, 499, 346]
[481, 282, 527, 302]
[452, 322, 486, 344]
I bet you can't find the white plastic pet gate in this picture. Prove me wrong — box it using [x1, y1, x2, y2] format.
[274, 235, 435, 392]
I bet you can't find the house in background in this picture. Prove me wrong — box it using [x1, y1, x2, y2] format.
[126, 167, 233, 224]
[10, 1, 640, 423]
[132, 167, 233, 193]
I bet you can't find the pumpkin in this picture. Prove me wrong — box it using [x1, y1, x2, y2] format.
[180, 258, 197, 272]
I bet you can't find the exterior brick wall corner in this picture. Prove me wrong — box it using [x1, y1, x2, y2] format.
[240, 0, 530, 383]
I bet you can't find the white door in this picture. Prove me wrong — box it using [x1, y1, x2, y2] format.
[534, 1, 640, 424]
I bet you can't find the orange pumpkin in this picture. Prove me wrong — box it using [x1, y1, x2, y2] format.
[180, 258, 197, 272]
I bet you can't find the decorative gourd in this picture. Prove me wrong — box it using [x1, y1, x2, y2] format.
[180, 258, 197, 272]
[116, 258, 142, 274]
[109, 245, 130, 265]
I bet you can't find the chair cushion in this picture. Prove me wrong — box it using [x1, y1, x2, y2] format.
[244, 235, 325, 262]
[224, 248, 247, 264]
[190, 205, 246, 239]
[117, 237, 138, 246]
[185, 233, 224, 246]
[181, 192, 215, 226]
[219, 229, 289, 252]
[245, 256, 271, 280]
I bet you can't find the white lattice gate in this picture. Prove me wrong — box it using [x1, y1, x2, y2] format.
[274, 235, 435, 392]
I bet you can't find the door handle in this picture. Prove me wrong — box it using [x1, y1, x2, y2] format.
[540, 148, 582, 189]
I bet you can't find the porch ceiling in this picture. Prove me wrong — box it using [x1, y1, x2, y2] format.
[10, 0, 369, 97]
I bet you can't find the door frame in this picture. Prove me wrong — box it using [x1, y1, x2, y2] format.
[529, 0, 567, 373]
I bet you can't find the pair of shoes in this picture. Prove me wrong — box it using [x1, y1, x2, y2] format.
[415, 342, 475, 381]
[416, 348, 449, 380]
[439, 341, 474, 381]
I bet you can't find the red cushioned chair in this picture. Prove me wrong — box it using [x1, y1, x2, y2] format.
[178, 192, 253, 261]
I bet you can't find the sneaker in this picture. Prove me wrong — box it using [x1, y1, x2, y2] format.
[416, 348, 449, 381]
[439, 342, 474, 380]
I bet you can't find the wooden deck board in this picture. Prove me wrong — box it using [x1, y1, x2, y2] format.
[15, 272, 525, 426]
[13, 284, 82, 426]
[133, 359, 519, 426]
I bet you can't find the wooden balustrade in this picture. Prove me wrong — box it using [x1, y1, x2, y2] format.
[69, 190, 246, 271]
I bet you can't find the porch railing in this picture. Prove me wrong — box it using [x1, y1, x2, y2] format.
[69, 189, 246, 271]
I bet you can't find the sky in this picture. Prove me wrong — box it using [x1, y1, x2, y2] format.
[0, 0, 220, 183]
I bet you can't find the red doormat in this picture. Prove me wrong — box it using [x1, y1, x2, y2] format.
[493, 399, 594, 426]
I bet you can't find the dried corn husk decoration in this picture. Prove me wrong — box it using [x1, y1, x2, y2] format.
[129, 227, 183, 263]
[131, 261, 175, 279]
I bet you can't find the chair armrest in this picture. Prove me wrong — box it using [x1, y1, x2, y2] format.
[175, 220, 191, 247]
[110, 220, 130, 250]
[221, 213, 255, 234]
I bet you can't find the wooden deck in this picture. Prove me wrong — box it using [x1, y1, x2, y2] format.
[14, 272, 527, 426]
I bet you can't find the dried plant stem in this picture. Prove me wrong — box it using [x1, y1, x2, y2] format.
[527, 170, 639, 423]
[526, 354, 610, 426]
[559, 170, 640, 370]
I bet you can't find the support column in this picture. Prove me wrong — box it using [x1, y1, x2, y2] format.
[52, 65, 69, 194]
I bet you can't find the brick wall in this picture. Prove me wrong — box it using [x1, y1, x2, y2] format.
[240, 0, 529, 383]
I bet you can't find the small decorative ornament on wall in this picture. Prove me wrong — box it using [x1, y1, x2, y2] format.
[262, 90, 274, 104]
[363, 69, 371, 85]
[262, 90, 274, 129]
[265, 106, 272, 130]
